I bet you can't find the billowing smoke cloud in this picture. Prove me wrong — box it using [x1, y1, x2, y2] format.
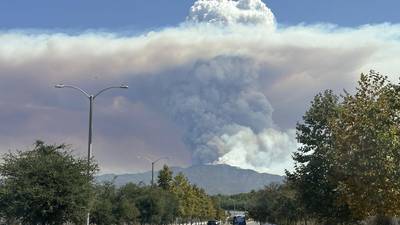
[176, 0, 293, 172]
[1, 0, 400, 174]
[214, 128, 297, 173]
[153, 56, 297, 172]
[188, 0, 275, 28]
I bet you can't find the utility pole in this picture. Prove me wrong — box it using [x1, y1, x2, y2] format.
[138, 156, 168, 187]
[151, 161, 155, 186]
[151, 157, 168, 187]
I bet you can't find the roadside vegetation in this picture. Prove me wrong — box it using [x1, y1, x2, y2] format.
[0, 144, 224, 224]
[90, 165, 225, 225]
[216, 71, 400, 225]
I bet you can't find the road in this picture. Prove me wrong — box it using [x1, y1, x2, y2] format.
[246, 221, 259, 225]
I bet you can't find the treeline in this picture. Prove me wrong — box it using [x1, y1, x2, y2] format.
[0, 141, 224, 225]
[215, 184, 304, 225]
[91, 165, 225, 225]
[286, 71, 400, 225]
[218, 71, 400, 225]
[214, 193, 253, 211]
[234, 71, 400, 225]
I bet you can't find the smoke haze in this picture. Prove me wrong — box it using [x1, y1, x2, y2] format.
[0, 0, 400, 174]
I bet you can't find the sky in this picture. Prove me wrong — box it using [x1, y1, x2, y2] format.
[1, 0, 400, 29]
[0, 0, 400, 175]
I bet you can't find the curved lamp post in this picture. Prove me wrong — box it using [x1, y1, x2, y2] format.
[138, 156, 169, 186]
[151, 157, 169, 187]
[55, 84, 128, 225]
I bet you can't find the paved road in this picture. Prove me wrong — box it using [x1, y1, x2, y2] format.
[246, 221, 274, 225]
[247, 221, 259, 225]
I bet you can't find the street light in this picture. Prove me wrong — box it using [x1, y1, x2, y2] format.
[138, 156, 169, 186]
[55, 83, 128, 225]
[151, 157, 169, 187]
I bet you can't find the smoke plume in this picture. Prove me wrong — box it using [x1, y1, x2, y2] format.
[164, 0, 294, 172]
[188, 0, 275, 28]
[152, 55, 297, 172]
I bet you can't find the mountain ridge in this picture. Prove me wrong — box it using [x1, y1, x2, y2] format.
[96, 164, 284, 195]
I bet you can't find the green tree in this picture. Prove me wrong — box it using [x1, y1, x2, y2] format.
[172, 172, 195, 223]
[248, 184, 278, 225]
[157, 164, 173, 191]
[248, 184, 304, 225]
[91, 182, 117, 225]
[115, 198, 139, 225]
[136, 187, 178, 225]
[331, 71, 400, 218]
[171, 172, 221, 223]
[0, 141, 98, 225]
[116, 183, 142, 225]
[210, 197, 226, 221]
[273, 184, 303, 225]
[286, 90, 354, 224]
[91, 182, 140, 225]
[191, 185, 216, 221]
[214, 192, 253, 211]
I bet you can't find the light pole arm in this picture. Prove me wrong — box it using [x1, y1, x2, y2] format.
[94, 85, 128, 99]
[55, 84, 91, 98]
[153, 157, 169, 164]
[137, 155, 153, 163]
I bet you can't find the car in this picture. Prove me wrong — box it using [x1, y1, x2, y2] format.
[207, 220, 220, 225]
[233, 216, 246, 225]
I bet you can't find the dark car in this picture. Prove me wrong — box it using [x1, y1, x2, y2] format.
[207, 220, 220, 225]
[233, 216, 246, 225]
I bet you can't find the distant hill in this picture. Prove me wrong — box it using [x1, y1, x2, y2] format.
[96, 164, 284, 195]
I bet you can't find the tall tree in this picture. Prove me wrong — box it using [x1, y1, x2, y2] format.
[331, 71, 400, 218]
[0, 141, 98, 225]
[172, 172, 194, 222]
[157, 164, 173, 191]
[286, 90, 354, 224]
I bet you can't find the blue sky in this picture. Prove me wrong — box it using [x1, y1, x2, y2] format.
[1, 0, 399, 30]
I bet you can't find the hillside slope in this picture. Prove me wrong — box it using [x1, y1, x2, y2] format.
[97, 164, 283, 195]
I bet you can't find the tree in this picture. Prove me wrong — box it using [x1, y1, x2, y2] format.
[91, 182, 140, 225]
[286, 90, 354, 224]
[136, 187, 178, 225]
[0, 141, 98, 225]
[170, 172, 220, 223]
[248, 187, 274, 224]
[331, 71, 400, 218]
[157, 164, 173, 191]
[116, 183, 142, 225]
[248, 184, 304, 225]
[91, 182, 117, 225]
[288, 71, 400, 222]
[115, 198, 140, 225]
[172, 172, 195, 222]
[214, 193, 253, 211]
[210, 197, 226, 221]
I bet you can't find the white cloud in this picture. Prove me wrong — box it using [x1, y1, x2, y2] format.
[187, 0, 275, 28]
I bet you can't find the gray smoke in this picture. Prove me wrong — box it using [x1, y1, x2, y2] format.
[144, 55, 297, 172]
